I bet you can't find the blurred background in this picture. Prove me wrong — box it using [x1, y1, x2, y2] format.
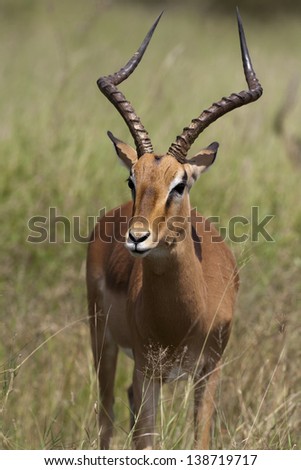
[0, 0, 300, 449]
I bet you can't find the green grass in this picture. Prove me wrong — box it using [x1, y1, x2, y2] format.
[0, 0, 300, 450]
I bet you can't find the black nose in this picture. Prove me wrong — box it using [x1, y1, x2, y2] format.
[128, 230, 150, 244]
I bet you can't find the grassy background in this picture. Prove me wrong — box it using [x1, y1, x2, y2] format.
[0, 0, 300, 449]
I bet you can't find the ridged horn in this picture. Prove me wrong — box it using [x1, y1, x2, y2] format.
[168, 8, 263, 162]
[97, 13, 163, 158]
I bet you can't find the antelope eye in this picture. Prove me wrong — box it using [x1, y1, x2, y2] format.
[171, 182, 186, 196]
[127, 178, 135, 191]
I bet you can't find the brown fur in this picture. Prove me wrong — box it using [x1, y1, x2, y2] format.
[87, 151, 239, 449]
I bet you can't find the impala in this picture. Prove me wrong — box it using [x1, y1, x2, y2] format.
[87, 10, 262, 449]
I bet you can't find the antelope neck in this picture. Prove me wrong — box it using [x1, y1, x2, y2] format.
[141, 220, 206, 316]
[138, 225, 207, 351]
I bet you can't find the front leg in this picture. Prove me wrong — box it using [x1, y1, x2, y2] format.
[132, 366, 160, 450]
[193, 362, 220, 449]
[90, 303, 118, 450]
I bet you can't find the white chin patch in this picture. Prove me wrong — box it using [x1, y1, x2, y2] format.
[125, 242, 152, 257]
[130, 249, 151, 258]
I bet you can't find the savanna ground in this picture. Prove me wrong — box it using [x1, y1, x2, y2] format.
[0, 0, 300, 450]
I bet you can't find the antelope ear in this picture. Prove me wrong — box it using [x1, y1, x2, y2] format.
[188, 142, 219, 180]
[107, 131, 138, 169]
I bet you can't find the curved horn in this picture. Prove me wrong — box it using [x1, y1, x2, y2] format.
[168, 8, 263, 162]
[97, 13, 163, 158]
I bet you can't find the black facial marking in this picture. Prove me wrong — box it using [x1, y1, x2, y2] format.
[127, 177, 136, 199]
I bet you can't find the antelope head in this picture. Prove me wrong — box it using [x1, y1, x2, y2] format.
[97, 10, 262, 258]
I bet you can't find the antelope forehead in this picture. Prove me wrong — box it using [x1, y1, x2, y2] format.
[131, 169, 186, 192]
[131, 154, 185, 190]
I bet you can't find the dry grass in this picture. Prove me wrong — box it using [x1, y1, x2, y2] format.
[0, 0, 300, 449]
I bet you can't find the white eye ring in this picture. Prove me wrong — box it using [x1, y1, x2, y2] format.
[170, 182, 186, 196]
